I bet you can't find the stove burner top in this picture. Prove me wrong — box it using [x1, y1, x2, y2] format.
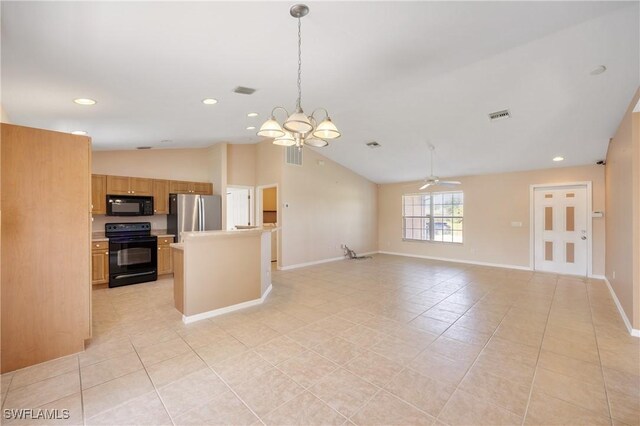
[105, 222, 152, 238]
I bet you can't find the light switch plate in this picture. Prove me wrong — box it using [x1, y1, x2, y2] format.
[510, 221, 523, 227]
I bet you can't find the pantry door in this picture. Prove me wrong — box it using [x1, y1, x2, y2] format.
[533, 185, 588, 276]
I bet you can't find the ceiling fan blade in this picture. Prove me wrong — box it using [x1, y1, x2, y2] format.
[419, 182, 432, 190]
[438, 181, 461, 186]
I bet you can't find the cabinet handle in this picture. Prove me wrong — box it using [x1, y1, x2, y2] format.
[105, 251, 108, 254]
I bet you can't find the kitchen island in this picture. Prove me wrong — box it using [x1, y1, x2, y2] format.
[170, 228, 274, 323]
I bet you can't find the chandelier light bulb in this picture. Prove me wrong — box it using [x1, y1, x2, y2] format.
[273, 131, 297, 146]
[312, 117, 340, 140]
[257, 117, 285, 138]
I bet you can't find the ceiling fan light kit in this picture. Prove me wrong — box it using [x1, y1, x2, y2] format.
[420, 144, 462, 190]
[258, 4, 341, 149]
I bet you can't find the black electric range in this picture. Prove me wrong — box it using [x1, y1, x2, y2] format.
[106, 222, 158, 288]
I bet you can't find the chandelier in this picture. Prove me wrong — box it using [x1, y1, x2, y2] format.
[257, 4, 341, 148]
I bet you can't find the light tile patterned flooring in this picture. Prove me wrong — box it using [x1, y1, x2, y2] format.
[2, 254, 639, 425]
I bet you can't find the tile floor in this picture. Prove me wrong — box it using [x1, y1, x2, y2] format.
[2, 254, 639, 425]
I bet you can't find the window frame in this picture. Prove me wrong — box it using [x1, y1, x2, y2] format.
[401, 190, 464, 244]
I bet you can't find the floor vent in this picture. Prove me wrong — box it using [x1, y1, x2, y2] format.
[233, 86, 257, 95]
[488, 109, 511, 121]
[286, 146, 303, 166]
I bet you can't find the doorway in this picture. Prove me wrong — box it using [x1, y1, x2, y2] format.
[226, 186, 253, 230]
[532, 184, 590, 276]
[257, 184, 278, 265]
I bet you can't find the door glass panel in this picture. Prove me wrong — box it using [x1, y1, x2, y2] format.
[545, 207, 553, 231]
[566, 242, 575, 263]
[117, 247, 151, 266]
[566, 206, 575, 231]
[566, 193, 575, 198]
[545, 241, 553, 261]
[545, 194, 553, 198]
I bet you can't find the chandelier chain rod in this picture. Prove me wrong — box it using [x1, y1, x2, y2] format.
[297, 17, 302, 111]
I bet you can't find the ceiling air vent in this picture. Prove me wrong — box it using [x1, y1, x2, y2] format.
[285, 146, 303, 166]
[233, 86, 257, 95]
[366, 141, 381, 148]
[136, 146, 152, 150]
[488, 109, 511, 121]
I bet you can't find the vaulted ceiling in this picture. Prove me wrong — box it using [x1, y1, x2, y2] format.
[2, 1, 638, 183]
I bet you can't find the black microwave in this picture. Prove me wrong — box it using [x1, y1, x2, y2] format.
[106, 195, 154, 216]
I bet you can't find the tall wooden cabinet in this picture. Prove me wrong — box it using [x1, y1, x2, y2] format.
[1, 124, 91, 373]
[91, 174, 107, 214]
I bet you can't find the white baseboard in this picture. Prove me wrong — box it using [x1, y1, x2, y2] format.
[278, 251, 379, 271]
[603, 277, 640, 337]
[182, 284, 273, 324]
[378, 251, 532, 271]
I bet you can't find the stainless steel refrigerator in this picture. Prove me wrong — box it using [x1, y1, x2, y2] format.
[167, 194, 222, 242]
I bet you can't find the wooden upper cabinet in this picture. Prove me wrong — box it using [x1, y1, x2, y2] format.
[193, 182, 213, 195]
[170, 180, 191, 194]
[170, 180, 213, 195]
[153, 179, 170, 215]
[129, 177, 153, 195]
[106, 176, 152, 196]
[106, 175, 130, 195]
[91, 174, 107, 214]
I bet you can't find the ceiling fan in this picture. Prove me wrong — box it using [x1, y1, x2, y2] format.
[419, 144, 461, 190]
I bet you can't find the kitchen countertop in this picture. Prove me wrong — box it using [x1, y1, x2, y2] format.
[91, 229, 175, 242]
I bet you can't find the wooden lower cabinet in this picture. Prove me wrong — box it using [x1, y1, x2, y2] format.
[158, 237, 173, 275]
[91, 241, 109, 285]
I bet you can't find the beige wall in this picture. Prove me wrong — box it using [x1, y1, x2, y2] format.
[255, 140, 283, 187]
[605, 89, 640, 329]
[281, 148, 378, 267]
[207, 143, 227, 228]
[379, 165, 605, 274]
[92, 145, 227, 231]
[0, 104, 10, 123]
[92, 147, 214, 182]
[227, 144, 256, 186]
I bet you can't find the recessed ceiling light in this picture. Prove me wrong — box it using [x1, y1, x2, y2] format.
[246, 126, 256, 130]
[247, 112, 259, 117]
[73, 98, 96, 105]
[202, 98, 218, 105]
[71, 130, 87, 135]
[553, 156, 564, 162]
[590, 65, 607, 76]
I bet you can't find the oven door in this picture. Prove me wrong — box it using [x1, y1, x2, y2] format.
[108, 236, 157, 287]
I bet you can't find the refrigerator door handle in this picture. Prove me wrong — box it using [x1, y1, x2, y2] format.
[200, 196, 205, 231]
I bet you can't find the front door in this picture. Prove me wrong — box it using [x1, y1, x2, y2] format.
[534, 185, 588, 276]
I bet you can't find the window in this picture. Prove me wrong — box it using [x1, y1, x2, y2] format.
[402, 191, 464, 243]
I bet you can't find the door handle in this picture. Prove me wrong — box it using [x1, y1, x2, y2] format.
[581, 230, 587, 240]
